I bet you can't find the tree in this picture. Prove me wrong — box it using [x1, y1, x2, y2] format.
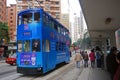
[77, 30, 91, 49]
[73, 42, 77, 47]
[0, 22, 10, 44]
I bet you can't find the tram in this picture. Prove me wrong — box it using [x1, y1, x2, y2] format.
[17, 8, 70, 74]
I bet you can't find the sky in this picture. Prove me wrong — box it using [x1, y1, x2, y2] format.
[61, 0, 81, 16]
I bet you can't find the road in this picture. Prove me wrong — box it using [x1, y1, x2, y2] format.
[0, 56, 83, 80]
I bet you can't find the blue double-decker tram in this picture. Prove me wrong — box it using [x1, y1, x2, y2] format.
[17, 8, 71, 74]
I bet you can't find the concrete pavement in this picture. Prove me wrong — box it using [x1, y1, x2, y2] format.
[78, 68, 111, 80]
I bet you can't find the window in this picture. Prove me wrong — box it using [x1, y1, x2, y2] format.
[58, 26, 60, 33]
[17, 15, 21, 25]
[11, 13, 13, 15]
[46, 16, 49, 26]
[51, 20, 54, 29]
[10, 21, 13, 23]
[11, 9, 13, 11]
[32, 39, 40, 52]
[54, 23, 58, 31]
[18, 41, 22, 52]
[24, 40, 30, 52]
[62, 43, 65, 51]
[22, 13, 32, 24]
[56, 42, 59, 51]
[55, 2, 59, 5]
[34, 12, 40, 22]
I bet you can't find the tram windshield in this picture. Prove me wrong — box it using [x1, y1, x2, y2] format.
[22, 13, 32, 24]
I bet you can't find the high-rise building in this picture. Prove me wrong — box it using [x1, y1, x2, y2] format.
[60, 14, 69, 29]
[72, 12, 84, 43]
[79, 11, 84, 39]
[16, 0, 61, 21]
[0, 0, 6, 22]
[7, 4, 17, 42]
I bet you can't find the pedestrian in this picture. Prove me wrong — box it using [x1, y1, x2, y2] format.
[89, 49, 95, 68]
[114, 52, 120, 80]
[106, 47, 118, 80]
[95, 46, 102, 68]
[83, 51, 89, 68]
[74, 52, 83, 68]
[80, 50, 84, 64]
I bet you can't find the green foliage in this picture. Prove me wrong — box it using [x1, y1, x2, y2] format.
[73, 42, 77, 46]
[75, 30, 91, 49]
[0, 22, 10, 44]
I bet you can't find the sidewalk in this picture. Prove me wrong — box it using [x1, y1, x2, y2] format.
[78, 68, 111, 80]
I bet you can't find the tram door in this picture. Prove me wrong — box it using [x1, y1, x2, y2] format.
[42, 40, 50, 71]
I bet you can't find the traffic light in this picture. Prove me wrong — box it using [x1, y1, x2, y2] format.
[106, 39, 110, 50]
[106, 39, 110, 46]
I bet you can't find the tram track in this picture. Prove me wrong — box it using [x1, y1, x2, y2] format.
[0, 69, 16, 76]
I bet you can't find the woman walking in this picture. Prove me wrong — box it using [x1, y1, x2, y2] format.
[83, 51, 89, 68]
[74, 52, 83, 68]
[89, 49, 95, 68]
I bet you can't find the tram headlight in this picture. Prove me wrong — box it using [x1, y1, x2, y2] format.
[37, 68, 41, 71]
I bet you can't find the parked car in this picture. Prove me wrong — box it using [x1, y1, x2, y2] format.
[6, 51, 16, 65]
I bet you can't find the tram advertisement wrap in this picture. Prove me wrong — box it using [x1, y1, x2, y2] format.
[20, 53, 36, 66]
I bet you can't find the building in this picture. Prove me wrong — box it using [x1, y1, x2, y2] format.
[0, 0, 6, 23]
[6, 4, 17, 42]
[16, 0, 61, 21]
[60, 14, 69, 29]
[72, 12, 84, 43]
[79, 11, 84, 39]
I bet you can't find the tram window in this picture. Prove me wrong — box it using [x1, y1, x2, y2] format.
[46, 16, 49, 26]
[64, 31, 65, 36]
[51, 20, 54, 29]
[54, 24, 58, 31]
[56, 42, 59, 51]
[49, 19, 52, 28]
[61, 28, 63, 35]
[22, 13, 32, 24]
[62, 43, 65, 51]
[18, 41, 22, 52]
[17, 15, 21, 25]
[58, 26, 60, 33]
[34, 12, 40, 22]
[32, 39, 40, 52]
[24, 40, 30, 52]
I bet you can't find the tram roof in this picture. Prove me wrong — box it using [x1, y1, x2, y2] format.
[18, 8, 43, 15]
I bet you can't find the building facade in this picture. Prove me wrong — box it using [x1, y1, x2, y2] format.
[0, 0, 6, 23]
[7, 4, 17, 42]
[72, 12, 84, 43]
[60, 14, 69, 29]
[16, 0, 61, 21]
